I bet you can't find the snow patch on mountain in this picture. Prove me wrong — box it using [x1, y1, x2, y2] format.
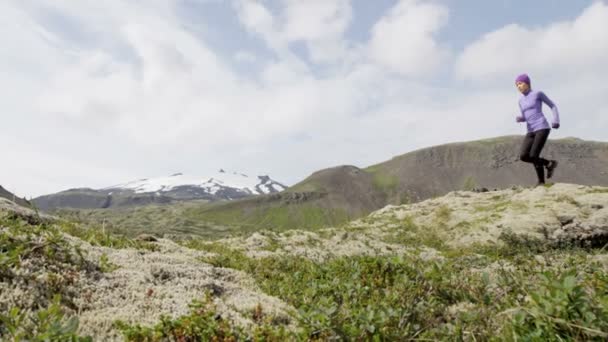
[104, 170, 287, 195]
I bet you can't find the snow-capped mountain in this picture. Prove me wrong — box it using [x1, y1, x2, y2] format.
[105, 170, 286, 196]
[33, 170, 288, 210]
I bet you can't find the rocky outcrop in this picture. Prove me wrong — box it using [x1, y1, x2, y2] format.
[218, 183, 608, 258]
[0, 185, 31, 208]
[0, 197, 53, 224]
[371, 183, 608, 247]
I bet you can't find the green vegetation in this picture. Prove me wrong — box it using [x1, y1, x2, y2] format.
[0, 216, 96, 340]
[186, 232, 608, 341]
[490, 194, 505, 201]
[510, 200, 529, 212]
[0, 216, 88, 283]
[54, 202, 225, 240]
[434, 204, 452, 224]
[462, 176, 477, 191]
[555, 195, 582, 207]
[467, 136, 515, 146]
[285, 180, 325, 193]
[365, 166, 399, 194]
[185, 203, 351, 236]
[114, 293, 293, 341]
[381, 215, 446, 250]
[473, 200, 512, 213]
[58, 220, 158, 251]
[99, 253, 119, 273]
[1, 296, 91, 341]
[398, 191, 411, 205]
[587, 187, 608, 194]
[56, 200, 353, 240]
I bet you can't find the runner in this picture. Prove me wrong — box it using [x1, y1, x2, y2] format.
[515, 73, 560, 186]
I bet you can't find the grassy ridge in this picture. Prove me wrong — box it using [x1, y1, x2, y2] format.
[185, 202, 351, 233]
[56, 199, 353, 240]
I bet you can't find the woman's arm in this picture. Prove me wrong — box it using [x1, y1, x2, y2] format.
[539, 91, 560, 127]
[516, 102, 525, 123]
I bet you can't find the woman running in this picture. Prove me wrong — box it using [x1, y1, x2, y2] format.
[515, 73, 560, 186]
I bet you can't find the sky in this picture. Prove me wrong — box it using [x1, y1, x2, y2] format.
[1, 0, 607, 198]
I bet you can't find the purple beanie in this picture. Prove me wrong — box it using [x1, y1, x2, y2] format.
[515, 73, 530, 86]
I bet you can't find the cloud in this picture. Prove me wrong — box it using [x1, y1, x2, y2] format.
[232, 0, 354, 64]
[36, 18, 244, 144]
[455, 1, 608, 82]
[233, 0, 451, 71]
[233, 0, 279, 49]
[367, 0, 450, 77]
[282, 0, 353, 63]
[283, 0, 352, 42]
[234, 50, 257, 63]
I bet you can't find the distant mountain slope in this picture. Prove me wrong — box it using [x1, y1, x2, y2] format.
[359, 136, 608, 203]
[183, 136, 608, 232]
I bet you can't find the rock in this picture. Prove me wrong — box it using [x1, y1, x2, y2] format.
[135, 234, 159, 242]
[0, 198, 54, 225]
[533, 255, 547, 265]
[553, 208, 608, 247]
[556, 215, 575, 226]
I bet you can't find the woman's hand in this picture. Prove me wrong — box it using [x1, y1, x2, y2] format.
[552, 122, 560, 129]
[516, 116, 525, 123]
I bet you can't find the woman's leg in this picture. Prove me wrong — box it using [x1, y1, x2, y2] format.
[529, 129, 550, 183]
[519, 132, 535, 163]
[529, 129, 550, 166]
[546, 159, 558, 179]
[520, 132, 542, 184]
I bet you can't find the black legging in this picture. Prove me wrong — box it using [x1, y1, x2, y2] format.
[519, 128, 550, 183]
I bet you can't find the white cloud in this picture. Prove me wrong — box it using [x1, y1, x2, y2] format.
[233, 0, 354, 64]
[282, 0, 353, 63]
[455, 1, 608, 82]
[36, 16, 244, 144]
[283, 0, 352, 42]
[234, 50, 257, 63]
[233, 0, 278, 49]
[368, 0, 450, 77]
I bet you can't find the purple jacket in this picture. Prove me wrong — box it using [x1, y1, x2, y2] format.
[517, 89, 560, 132]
